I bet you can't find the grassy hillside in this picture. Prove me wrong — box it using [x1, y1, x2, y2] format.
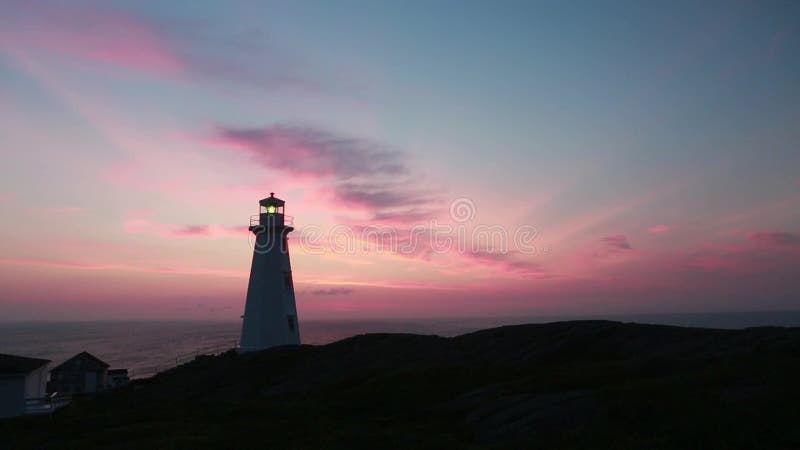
[3, 320, 800, 449]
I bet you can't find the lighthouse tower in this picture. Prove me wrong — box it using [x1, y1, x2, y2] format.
[239, 193, 300, 352]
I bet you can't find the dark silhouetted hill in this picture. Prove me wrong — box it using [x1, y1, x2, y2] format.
[3, 320, 800, 449]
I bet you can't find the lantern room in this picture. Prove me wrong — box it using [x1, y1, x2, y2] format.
[259, 192, 285, 215]
[250, 192, 293, 231]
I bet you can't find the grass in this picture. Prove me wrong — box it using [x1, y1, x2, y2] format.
[3, 321, 800, 449]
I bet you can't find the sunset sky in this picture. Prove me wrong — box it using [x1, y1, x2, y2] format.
[1, 0, 799, 320]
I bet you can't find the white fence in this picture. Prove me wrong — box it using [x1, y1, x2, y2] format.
[128, 340, 238, 379]
[24, 393, 71, 416]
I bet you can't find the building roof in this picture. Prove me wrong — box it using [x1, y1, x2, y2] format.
[259, 192, 285, 207]
[50, 351, 110, 372]
[0, 353, 50, 375]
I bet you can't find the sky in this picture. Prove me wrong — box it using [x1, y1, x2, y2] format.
[0, 0, 799, 321]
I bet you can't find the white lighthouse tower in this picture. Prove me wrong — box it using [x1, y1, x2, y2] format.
[239, 193, 300, 352]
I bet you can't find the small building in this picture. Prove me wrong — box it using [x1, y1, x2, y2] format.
[48, 352, 109, 395]
[0, 353, 50, 418]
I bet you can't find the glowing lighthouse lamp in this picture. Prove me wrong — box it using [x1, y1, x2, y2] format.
[239, 192, 300, 352]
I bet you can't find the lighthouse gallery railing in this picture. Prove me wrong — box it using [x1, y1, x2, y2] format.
[250, 214, 294, 227]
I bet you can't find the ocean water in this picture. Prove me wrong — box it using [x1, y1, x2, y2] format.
[0, 319, 491, 379]
[2, 312, 800, 379]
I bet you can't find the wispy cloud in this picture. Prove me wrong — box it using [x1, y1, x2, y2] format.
[170, 225, 213, 237]
[122, 211, 246, 239]
[216, 125, 406, 178]
[746, 231, 800, 246]
[575, 234, 636, 262]
[648, 224, 673, 233]
[600, 234, 633, 250]
[544, 197, 647, 247]
[0, 1, 183, 75]
[460, 250, 546, 279]
[172, 225, 247, 239]
[683, 240, 800, 274]
[0, 257, 247, 278]
[212, 124, 443, 221]
[0, 1, 322, 92]
[310, 287, 355, 296]
[716, 196, 800, 226]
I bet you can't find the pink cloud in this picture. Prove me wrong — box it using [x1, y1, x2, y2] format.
[686, 252, 755, 273]
[716, 195, 800, 226]
[371, 209, 446, 225]
[746, 231, 800, 246]
[0, 2, 324, 93]
[600, 234, 632, 250]
[122, 217, 155, 235]
[548, 232, 800, 306]
[0, 257, 246, 278]
[299, 278, 466, 291]
[543, 194, 655, 248]
[122, 212, 247, 239]
[170, 225, 247, 238]
[0, 2, 183, 76]
[213, 126, 400, 178]
[559, 234, 640, 274]
[171, 225, 212, 237]
[211, 124, 444, 223]
[310, 288, 355, 296]
[459, 250, 547, 279]
[0, 193, 15, 202]
[644, 238, 800, 278]
[578, 234, 635, 262]
[648, 224, 672, 233]
[98, 139, 328, 209]
[294, 219, 549, 281]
